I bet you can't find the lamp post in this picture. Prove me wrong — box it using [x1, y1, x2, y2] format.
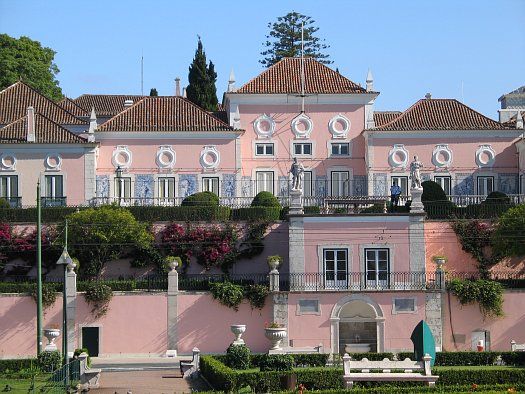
[36, 180, 43, 355]
[56, 219, 75, 388]
[115, 165, 123, 205]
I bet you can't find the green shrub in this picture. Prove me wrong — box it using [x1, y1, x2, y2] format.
[199, 355, 238, 392]
[361, 204, 385, 213]
[0, 207, 79, 223]
[251, 191, 281, 208]
[422, 180, 454, 218]
[181, 191, 219, 207]
[483, 191, 510, 204]
[73, 348, 91, 367]
[244, 284, 269, 309]
[225, 344, 251, 370]
[435, 366, 525, 385]
[296, 367, 344, 390]
[0, 198, 11, 209]
[83, 281, 113, 318]
[493, 204, 525, 257]
[209, 281, 244, 311]
[37, 350, 61, 372]
[129, 205, 231, 221]
[0, 358, 36, 373]
[346, 352, 395, 361]
[447, 279, 504, 318]
[231, 207, 280, 221]
[434, 351, 500, 366]
[292, 353, 329, 367]
[500, 351, 525, 366]
[259, 354, 294, 372]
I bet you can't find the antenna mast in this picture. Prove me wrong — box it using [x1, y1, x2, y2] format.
[301, 22, 305, 113]
[141, 53, 144, 96]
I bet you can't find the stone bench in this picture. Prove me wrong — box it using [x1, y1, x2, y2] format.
[342, 353, 438, 389]
[180, 347, 200, 378]
[511, 340, 525, 351]
[78, 352, 101, 389]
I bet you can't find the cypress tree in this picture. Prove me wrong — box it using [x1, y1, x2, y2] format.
[186, 37, 218, 111]
[149, 88, 158, 96]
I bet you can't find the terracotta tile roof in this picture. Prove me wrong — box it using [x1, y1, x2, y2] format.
[73, 94, 144, 117]
[58, 97, 89, 117]
[97, 96, 236, 132]
[233, 57, 368, 94]
[0, 82, 85, 125]
[0, 113, 90, 144]
[372, 98, 509, 131]
[374, 111, 402, 127]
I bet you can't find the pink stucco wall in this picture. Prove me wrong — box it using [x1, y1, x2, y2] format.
[371, 137, 519, 173]
[96, 138, 238, 175]
[239, 104, 367, 178]
[287, 292, 426, 352]
[443, 290, 525, 351]
[424, 222, 478, 274]
[303, 218, 411, 273]
[177, 292, 272, 354]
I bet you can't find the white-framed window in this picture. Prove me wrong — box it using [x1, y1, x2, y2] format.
[256, 171, 274, 194]
[434, 176, 451, 195]
[477, 176, 494, 196]
[158, 177, 175, 204]
[44, 175, 64, 198]
[331, 171, 349, 196]
[0, 175, 18, 199]
[330, 142, 350, 156]
[303, 171, 313, 197]
[392, 298, 417, 314]
[391, 176, 408, 196]
[202, 176, 220, 196]
[115, 177, 132, 204]
[255, 143, 275, 156]
[365, 248, 389, 289]
[297, 299, 321, 315]
[324, 248, 348, 289]
[293, 143, 312, 156]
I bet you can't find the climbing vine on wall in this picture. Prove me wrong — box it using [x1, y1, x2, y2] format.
[447, 278, 504, 319]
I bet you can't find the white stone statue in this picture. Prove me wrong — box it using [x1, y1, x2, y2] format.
[289, 158, 305, 191]
[409, 155, 423, 189]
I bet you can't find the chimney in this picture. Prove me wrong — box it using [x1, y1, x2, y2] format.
[182, 87, 187, 98]
[88, 107, 97, 142]
[366, 69, 374, 92]
[27, 106, 35, 142]
[227, 69, 236, 92]
[175, 77, 181, 96]
[517, 111, 524, 130]
[233, 106, 241, 130]
[124, 99, 133, 108]
[425, 93, 432, 99]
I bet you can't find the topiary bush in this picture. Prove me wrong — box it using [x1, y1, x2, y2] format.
[251, 192, 280, 208]
[422, 180, 454, 218]
[483, 191, 510, 204]
[37, 351, 61, 372]
[225, 344, 251, 370]
[259, 354, 294, 372]
[181, 191, 219, 207]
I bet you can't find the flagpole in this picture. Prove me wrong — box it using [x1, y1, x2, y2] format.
[301, 22, 305, 114]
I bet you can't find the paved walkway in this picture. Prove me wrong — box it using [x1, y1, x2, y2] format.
[90, 357, 210, 393]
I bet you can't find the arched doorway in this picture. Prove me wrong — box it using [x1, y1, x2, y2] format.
[330, 294, 385, 355]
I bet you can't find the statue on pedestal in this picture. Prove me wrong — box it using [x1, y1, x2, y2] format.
[289, 158, 305, 191]
[410, 155, 423, 190]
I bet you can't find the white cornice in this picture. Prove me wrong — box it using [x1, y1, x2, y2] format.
[94, 131, 243, 140]
[302, 215, 409, 223]
[363, 129, 523, 139]
[225, 93, 378, 106]
[0, 144, 97, 153]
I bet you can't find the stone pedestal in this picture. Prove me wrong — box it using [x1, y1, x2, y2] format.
[410, 187, 424, 213]
[289, 189, 303, 215]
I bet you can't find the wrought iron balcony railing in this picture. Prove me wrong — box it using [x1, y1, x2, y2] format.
[41, 197, 67, 207]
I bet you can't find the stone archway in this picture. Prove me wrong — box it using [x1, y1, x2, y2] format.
[330, 294, 385, 355]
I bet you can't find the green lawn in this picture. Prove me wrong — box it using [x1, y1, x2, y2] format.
[0, 377, 49, 393]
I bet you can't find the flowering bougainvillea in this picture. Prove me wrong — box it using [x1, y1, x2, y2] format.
[160, 223, 238, 272]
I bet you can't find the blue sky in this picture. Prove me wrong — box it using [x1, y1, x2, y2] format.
[1, 0, 523, 118]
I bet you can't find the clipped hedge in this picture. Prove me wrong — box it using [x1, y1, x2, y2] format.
[0, 281, 62, 294]
[435, 367, 525, 386]
[181, 191, 220, 207]
[231, 207, 280, 221]
[200, 355, 238, 392]
[500, 351, 525, 366]
[0, 207, 79, 223]
[127, 205, 231, 222]
[434, 351, 500, 366]
[0, 358, 37, 373]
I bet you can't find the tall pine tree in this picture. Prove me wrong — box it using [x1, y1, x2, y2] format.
[260, 12, 332, 67]
[186, 38, 218, 111]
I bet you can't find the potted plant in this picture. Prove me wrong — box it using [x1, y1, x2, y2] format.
[267, 255, 282, 272]
[264, 322, 287, 351]
[432, 255, 447, 270]
[43, 324, 60, 352]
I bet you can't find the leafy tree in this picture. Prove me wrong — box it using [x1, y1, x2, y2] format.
[493, 204, 525, 257]
[67, 206, 153, 276]
[260, 11, 332, 67]
[186, 37, 218, 111]
[0, 34, 63, 100]
[149, 88, 158, 96]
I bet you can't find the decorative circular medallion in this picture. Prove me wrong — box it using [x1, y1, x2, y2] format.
[156, 145, 176, 169]
[44, 154, 62, 171]
[475, 145, 495, 168]
[328, 114, 350, 138]
[388, 144, 409, 168]
[432, 144, 453, 168]
[112, 145, 132, 169]
[200, 145, 220, 170]
[291, 113, 313, 139]
[0, 153, 16, 171]
[254, 114, 275, 138]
